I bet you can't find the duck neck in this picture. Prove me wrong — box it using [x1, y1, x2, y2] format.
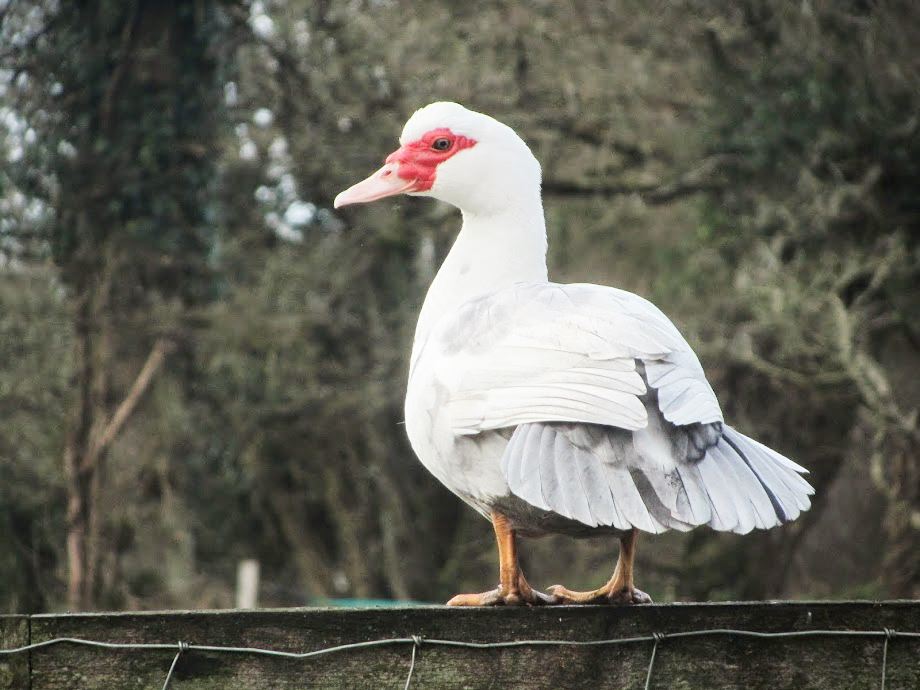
[414, 202, 548, 349]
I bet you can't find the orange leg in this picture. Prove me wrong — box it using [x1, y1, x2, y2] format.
[447, 511, 557, 606]
[547, 529, 652, 605]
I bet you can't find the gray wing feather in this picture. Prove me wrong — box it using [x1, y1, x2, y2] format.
[538, 425, 562, 514]
[601, 460, 665, 533]
[500, 422, 528, 494]
[592, 430, 669, 533]
[626, 414, 703, 529]
[518, 424, 550, 511]
[552, 430, 596, 526]
[475, 281, 815, 534]
[503, 423, 550, 511]
[570, 427, 631, 530]
[673, 463, 713, 526]
[499, 419, 813, 535]
[621, 447, 697, 531]
[568, 432, 619, 526]
[723, 427, 813, 518]
[629, 464, 697, 532]
[730, 430, 814, 505]
[713, 438, 779, 530]
[725, 449, 777, 531]
[645, 354, 723, 425]
[707, 444, 758, 534]
[694, 451, 740, 532]
[709, 440, 778, 534]
[739, 449, 799, 522]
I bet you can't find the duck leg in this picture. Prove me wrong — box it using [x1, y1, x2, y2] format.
[447, 511, 557, 606]
[547, 528, 652, 605]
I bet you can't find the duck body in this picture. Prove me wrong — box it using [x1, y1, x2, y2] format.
[405, 277, 809, 540]
[335, 102, 813, 605]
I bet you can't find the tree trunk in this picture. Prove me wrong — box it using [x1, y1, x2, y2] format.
[63, 252, 172, 609]
[63, 239, 113, 611]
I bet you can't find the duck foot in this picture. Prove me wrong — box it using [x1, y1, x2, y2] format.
[447, 511, 558, 606]
[447, 584, 557, 607]
[546, 583, 652, 605]
[547, 528, 651, 605]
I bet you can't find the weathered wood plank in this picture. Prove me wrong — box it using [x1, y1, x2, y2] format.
[23, 601, 920, 689]
[0, 615, 29, 690]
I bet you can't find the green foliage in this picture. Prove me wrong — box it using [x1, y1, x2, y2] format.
[0, 271, 71, 611]
[1, 0, 918, 612]
[1, 0, 247, 610]
[4, 0, 232, 299]
[698, 0, 920, 596]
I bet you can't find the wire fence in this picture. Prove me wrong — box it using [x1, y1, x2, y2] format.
[1, 625, 918, 689]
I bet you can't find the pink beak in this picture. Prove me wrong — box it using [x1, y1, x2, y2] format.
[333, 162, 420, 208]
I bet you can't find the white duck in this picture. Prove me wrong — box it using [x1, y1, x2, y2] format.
[335, 102, 813, 606]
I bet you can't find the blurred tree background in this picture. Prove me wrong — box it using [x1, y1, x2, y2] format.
[0, 0, 917, 612]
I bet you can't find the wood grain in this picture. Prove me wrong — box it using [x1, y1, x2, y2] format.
[0, 615, 29, 690]
[9, 601, 920, 689]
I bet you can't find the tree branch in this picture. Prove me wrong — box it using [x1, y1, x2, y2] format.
[543, 153, 739, 205]
[80, 337, 174, 473]
[99, 1, 142, 131]
[535, 116, 663, 165]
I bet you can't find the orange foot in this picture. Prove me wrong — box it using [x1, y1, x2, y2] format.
[546, 583, 652, 605]
[449, 510, 561, 606]
[448, 576, 558, 607]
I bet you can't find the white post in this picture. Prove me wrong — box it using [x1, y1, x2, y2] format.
[236, 559, 260, 609]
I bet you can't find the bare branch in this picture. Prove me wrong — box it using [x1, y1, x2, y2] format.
[99, 1, 141, 131]
[536, 117, 656, 164]
[80, 337, 175, 473]
[543, 153, 741, 204]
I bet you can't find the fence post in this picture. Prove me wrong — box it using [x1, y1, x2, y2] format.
[235, 559, 260, 609]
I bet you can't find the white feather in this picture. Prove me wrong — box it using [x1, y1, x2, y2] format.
[357, 102, 818, 536]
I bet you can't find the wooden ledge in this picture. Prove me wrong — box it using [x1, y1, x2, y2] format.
[2, 601, 919, 689]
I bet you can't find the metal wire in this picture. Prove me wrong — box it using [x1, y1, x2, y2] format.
[161, 642, 188, 690]
[1, 626, 916, 689]
[403, 635, 423, 690]
[881, 628, 895, 690]
[643, 632, 665, 690]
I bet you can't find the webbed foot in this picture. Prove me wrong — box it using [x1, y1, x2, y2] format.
[546, 583, 652, 605]
[448, 578, 558, 606]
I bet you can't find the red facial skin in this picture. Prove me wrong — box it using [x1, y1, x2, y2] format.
[332, 127, 479, 209]
[386, 127, 477, 191]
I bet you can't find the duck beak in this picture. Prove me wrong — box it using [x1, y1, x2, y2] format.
[333, 162, 419, 208]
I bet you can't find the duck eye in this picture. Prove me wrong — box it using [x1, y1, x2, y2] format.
[431, 137, 451, 151]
